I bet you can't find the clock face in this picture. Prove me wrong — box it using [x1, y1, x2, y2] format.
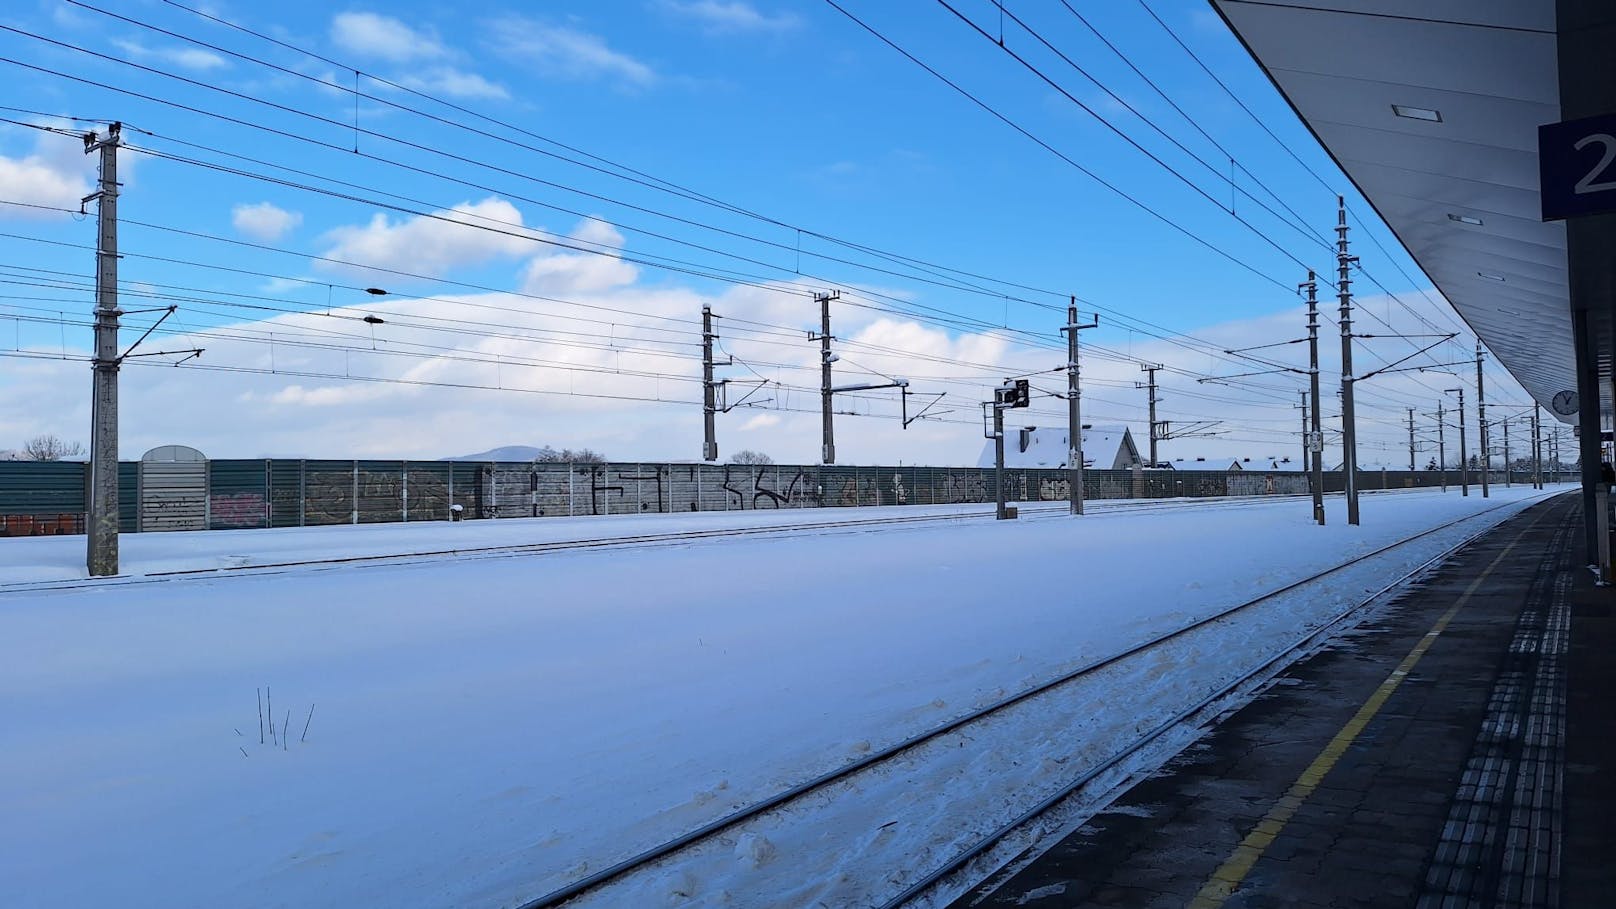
[1552, 389, 1579, 416]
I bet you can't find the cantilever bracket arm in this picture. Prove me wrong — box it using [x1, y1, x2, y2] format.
[718, 378, 770, 413]
[123, 347, 203, 365]
[1356, 336, 1457, 382]
[902, 389, 946, 428]
[1197, 366, 1301, 383]
[116, 305, 178, 363]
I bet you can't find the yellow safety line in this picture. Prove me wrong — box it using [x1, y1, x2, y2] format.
[1187, 513, 1545, 908]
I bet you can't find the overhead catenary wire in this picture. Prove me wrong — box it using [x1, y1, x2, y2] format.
[0, 65, 1428, 398]
[820, 0, 1301, 296]
[1118, 2, 1519, 395]
[0, 16, 1530, 455]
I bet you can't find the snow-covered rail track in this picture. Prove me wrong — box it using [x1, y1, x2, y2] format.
[515, 495, 1545, 909]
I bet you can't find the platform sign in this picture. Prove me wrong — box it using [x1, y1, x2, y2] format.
[1540, 113, 1616, 221]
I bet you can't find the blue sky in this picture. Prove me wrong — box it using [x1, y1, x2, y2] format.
[0, 0, 1545, 465]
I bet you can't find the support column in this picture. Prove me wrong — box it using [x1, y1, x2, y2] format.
[1437, 400, 1447, 492]
[1336, 196, 1361, 525]
[1305, 273, 1325, 525]
[84, 123, 122, 577]
[815, 291, 838, 465]
[1559, 0, 1616, 566]
[701, 305, 719, 462]
[1064, 303, 1097, 515]
[1476, 343, 1490, 497]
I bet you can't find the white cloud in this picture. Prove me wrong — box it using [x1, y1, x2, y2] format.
[400, 67, 509, 100]
[319, 198, 537, 279]
[231, 202, 303, 242]
[521, 218, 639, 294]
[0, 132, 94, 219]
[487, 17, 655, 87]
[663, 1, 800, 33]
[113, 38, 230, 71]
[267, 382, 404, 407]
[331, 12, 447, 62]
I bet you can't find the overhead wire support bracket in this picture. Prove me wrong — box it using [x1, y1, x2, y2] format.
[1197, 366, 1301, 383]
[1225, 338, 1306, 353]
[1218, 344, 1307, 373]
[716, 377, 770, 413]
[1155, 420, 1222, 441]
[1356, 335, 1460, 382]
[116, 303, 177, 362]
[122, 347, 203, 364]
[902, 389, 947, 428]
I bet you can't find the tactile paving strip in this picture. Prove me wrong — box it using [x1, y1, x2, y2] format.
[1418, 516, 1572, 908]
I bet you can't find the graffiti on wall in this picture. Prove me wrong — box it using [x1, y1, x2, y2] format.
[941, 472, 988, 504]
[720, 465, 814, 509]
[209, 493, 265, 528]
[607, 467, 665, 514]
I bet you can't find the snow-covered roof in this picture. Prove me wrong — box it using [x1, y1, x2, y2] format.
[977, 425, 1141, 470]
[1163, 456, 1308, 472]
[1239, 457, 1309, 473]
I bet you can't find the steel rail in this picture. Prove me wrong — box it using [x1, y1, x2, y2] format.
[517, 492, 1554, 909]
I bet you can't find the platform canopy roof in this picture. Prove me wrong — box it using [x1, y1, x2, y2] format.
[1210, 1, 1576, 419]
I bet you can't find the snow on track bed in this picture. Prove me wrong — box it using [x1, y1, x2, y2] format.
[0, 487, 1566, 909]
[1, 491, 1335, 593]
[523, 493, 1556, 909]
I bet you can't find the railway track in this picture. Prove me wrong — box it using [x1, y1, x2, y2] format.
[514, 493, 1554, 909]
[0, 492, 1319, 596]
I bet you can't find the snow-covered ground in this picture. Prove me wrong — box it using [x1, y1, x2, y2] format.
[0, 486, 1565, 908]
[0, 493, 1328, 585]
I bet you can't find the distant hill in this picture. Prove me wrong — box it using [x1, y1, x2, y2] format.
[445, 445, 547, 461]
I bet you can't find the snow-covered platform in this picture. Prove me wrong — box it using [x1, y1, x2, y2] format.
[954, 492, 1616, 908]
[0, 486, 1573, 908]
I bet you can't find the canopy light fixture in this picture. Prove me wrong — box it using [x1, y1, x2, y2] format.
[1477, 271, 1506, 282]
[1392, 104, 1442, 122]
[1447, 213, 1484, 226]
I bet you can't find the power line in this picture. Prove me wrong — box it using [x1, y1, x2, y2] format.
[954, 1, 1332, 256]
[821, 0, 1300, 295]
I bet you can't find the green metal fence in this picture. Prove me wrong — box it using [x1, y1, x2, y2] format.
[0, 458, 1577, 536]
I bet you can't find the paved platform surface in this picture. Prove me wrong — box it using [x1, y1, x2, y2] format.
[951, 493, 1614, 908]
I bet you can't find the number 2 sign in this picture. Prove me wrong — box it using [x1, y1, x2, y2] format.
[1540, 114, 1616, 220]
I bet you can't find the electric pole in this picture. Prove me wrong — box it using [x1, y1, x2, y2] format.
[1296, 391, 1309, 470]
[1503, 416, 1512, 487]
[1407, 407, 1416, 471]
[1437, 399, 1447, 492]
[1336, 196, 1361, 525]
[701, 304, 719, 461]
[1063, 302, 1099, 515]
[1302, 272, 1324, 525]
[813, 290, 838, 464]
[85, 122, 122, 577]
[1447, 387, 1468, 496]
[1475, 342, 1489, 497]
[1533, 407, 1543, 489]
[1138, 363, 1162, 467]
